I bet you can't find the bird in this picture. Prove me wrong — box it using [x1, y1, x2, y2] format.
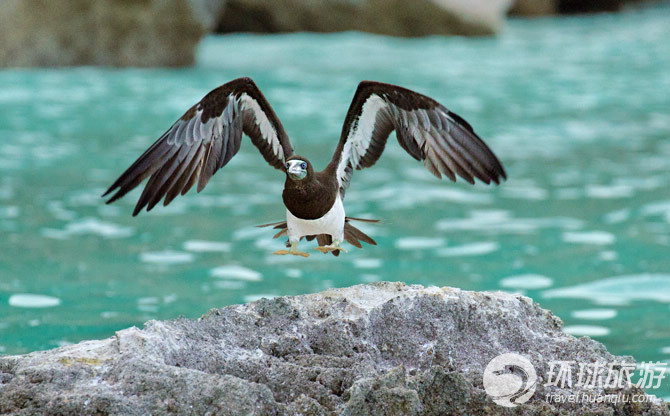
[102, 77, 506, 257]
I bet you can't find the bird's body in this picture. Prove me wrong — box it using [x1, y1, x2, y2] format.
[103, 77, 506, 257]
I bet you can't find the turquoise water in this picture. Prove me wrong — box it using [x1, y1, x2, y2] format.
[1, 4, 669, 399]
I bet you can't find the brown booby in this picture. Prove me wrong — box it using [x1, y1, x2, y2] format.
[103, 77, 506, 257]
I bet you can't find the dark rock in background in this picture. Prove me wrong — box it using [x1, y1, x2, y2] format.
[0, 0, 206, 68]
[0, 0, 662, 67]
[0, 282, 667, 415]
[214, 0, 511, 37]
[509, 0, 659, 16]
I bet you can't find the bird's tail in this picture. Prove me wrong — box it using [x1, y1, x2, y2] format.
[257, 217, 378, 256]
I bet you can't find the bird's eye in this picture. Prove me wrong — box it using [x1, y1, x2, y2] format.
[285, 163, 290, 169]
[300, 162, 307, 169]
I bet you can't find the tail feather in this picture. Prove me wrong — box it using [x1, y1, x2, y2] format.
[317, 234, 340, 256]
[273, 228, 288, 239]
[256, 220, 287, 228]
[258, 216, 378, 255]
[344, 222, 377, 247]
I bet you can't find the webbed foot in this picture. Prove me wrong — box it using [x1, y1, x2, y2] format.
[274, 242, 310, 257]
[314, 245, 348, 254]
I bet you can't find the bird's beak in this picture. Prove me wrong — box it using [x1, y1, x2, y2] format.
[288, 166, 307, 180]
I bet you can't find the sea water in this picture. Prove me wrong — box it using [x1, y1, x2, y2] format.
[1, 3, 669, 399]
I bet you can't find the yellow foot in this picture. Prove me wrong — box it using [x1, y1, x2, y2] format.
[273, 249, 310, 257]
[314, 245, 348, 254]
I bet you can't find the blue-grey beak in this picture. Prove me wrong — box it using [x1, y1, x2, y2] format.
[288, 165, 307, 180]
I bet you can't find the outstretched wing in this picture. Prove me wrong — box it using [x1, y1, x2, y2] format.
[329, 81, 506, 198]
[103, 77, 294, 216]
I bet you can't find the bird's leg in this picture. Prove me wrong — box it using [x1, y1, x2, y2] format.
[314, 239, 348, 254]
[274, 241, 310, 257]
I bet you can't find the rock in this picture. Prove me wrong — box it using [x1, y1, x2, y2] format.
[509, 0, 651, 16]
[0, 282, 667, 415]
[0, 0, 207, 68]
[509, 0, 558, 16]
[213, 0, 512, 37]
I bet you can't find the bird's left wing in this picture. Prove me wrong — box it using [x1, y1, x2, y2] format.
[103, 77, 294, 216]
[329, 81, 506, 198]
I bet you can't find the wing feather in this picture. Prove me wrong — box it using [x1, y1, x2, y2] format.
[103, 77, 294, 215]
[329, 81, 506, 198]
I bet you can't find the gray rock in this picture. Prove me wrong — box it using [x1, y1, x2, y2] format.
[213, 0, 512, 37]
[0, 282, 667, 415]
[0, 0, 206, 68]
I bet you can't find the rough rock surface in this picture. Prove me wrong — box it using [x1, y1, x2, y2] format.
[0, 282, 667, 415]
[214, 0, 512, 37]
[0, 0, 206, 68]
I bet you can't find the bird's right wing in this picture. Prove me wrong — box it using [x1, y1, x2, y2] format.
[103, 77, 294, 216]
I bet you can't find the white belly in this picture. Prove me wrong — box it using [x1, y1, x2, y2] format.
[286, 196, 345, 243]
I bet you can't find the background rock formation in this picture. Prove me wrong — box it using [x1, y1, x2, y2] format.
[0, 0, 660, 67]
[214, 0, 512, 37]
[0, 282, 666, 415]
[0, 0, 207, 67]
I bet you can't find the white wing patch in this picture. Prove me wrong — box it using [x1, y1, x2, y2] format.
[239, 93, 284, 162]
[337, 94, 387, 188]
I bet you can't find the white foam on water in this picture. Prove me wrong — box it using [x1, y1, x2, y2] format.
[602, 209, 630, 224]
[233, 225, 273, 240]
[543, 274, 670, 304]
[0, 206, 19, 219]
[137, 303, 158, 313]
[500, 274, 553, 290]
[437, 213, 583, 234]
[67, 191, 104, 206]
[367, 183, 492, 209]
[100, 311, 119, 319]
[254, 237, 279, 250]
[183, 240, 231, 253]
[571, 309, 618, 320]
[139, 250, 195, 265]
[641, 200, 670, 217]
[352, 258, 382, 269]
[562, 231, 615, 245]
[661, 346, 670, 355]
[394, 237, 445, 250]
[563, 325, 611, 337]
[244, 294, 277, 303]
[437, 242, 499, 257]
[46, 201, 78, 221]
[8, 294, 61, 308]
[285, 268, 303, 278]
[42, 217, 133, 239]
[210, 265, 262, 281]
[598, 251, 618, 261]
[213, 280, 247, 290]
[137, 297, 159, 305]
[586, 184, 635, 199]
[360, 274, 381, 283]
[501, 185, 549, 201]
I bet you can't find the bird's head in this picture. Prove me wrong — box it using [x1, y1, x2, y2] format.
[285, 156, 311, 181]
